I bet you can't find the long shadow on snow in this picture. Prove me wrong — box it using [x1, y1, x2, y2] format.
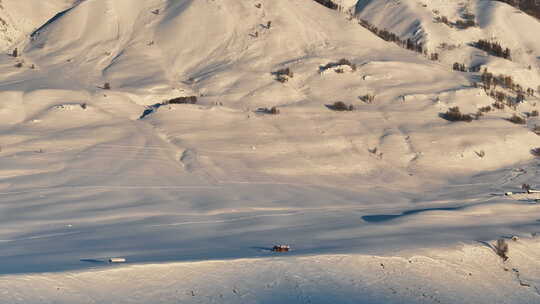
[363, 205, 467, 223]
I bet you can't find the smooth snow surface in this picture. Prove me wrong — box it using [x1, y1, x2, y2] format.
[2, 240, 540, 303]
[1, 0, 540, 303]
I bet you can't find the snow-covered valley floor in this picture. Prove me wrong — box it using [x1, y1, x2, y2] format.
[3, 239, 540, 304]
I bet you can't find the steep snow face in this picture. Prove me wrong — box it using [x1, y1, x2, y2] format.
[0, 0, 73, 51]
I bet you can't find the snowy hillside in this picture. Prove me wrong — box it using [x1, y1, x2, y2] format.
[1, 0, 540, 303]
[0, 0, 73, 51]
[355, 0, 540, 87]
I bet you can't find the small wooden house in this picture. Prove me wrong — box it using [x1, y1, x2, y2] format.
[272, 245, 290, 252]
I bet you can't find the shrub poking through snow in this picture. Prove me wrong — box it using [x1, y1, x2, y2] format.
[507, 114, 526, 124]
[168, 96, 198, 104]
[368, 147, 383, 159]
[337, 58, 356, 71]
[440, 107, 473, 122]
[359, 94, 375, 103]
[474, 111, 483, 120]
[320, 58, 357, 73]
[452, 62, 467, 72]
[273, 67, 293, 83]
[103, 82, 111, 90]
[478, 106, 492, 113]
[256, 107, 280, 115]
[494, 239, 509, 261]
[492, 102, 505, 110]
[531, 148, 540, 157]
[327, 101, 354, 111]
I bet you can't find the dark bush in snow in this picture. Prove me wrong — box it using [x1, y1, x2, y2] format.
[327, 101, 354, 111]
[359, 94, 375, 103]
[168, 96, 198, 104]
[492, 102, 505, 110]
[256, 106, 280, 115]
[273, 67, 294, 83]
[440, 107, 473, 122]
[507, 114, 526, 124]
[320, 58, 357, 72]
[494, 239, 509, 261]
[478, 106, 492, 113]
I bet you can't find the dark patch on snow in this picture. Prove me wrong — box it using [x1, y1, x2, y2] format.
[362, 206, 465, 223]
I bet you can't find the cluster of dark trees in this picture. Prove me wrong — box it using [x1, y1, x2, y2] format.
[478, 69, 538, 107]
[453, 62, 467, 72]
[452, 63, 481, 73]
[487, 90, 525, 108]
[312, 0, 338, 10]
[434, 14, 476, 29]
[480, 70, 535, 97]
[474, 39, 511, 59]
[359, 19, 439, 61]
[494, 0, 540, 19]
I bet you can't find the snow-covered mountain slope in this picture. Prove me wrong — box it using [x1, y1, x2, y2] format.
[0, 0, 540, 302]
[0, 0, 74, 51]
[355, 0, 540, 88]
[22, 0, 394, 98]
